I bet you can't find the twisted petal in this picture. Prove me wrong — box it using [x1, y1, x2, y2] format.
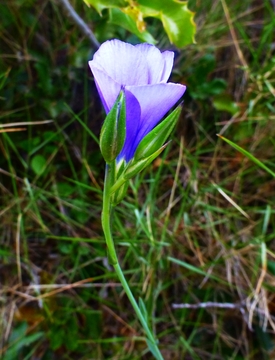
[89, 39, 187, 162]
[126, 83, 186, 155]
[159, 50, 175, 82]
[118, 90, 141, 162]
[134, 43, 174, 83]
[88, 64, 121, 113]
[90, 39, 174, 87]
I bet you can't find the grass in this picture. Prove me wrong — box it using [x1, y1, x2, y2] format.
[1, 0, 275, 359]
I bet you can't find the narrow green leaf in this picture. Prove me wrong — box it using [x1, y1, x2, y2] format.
[146, 338, 161, 360]
[217, 134, 275, 178]
[168, 257, 228, 285]
[0, 68, 10, 91]
[138, 297, 148, 322]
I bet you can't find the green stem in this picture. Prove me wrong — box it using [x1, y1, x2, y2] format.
[102, 163, 164, 360]
[102, 164, 118, 265]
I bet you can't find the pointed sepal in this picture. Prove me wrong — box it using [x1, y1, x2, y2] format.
[124, 143, 169, 180]
[112, 179, 129, 206]
[100, 91, 126, 163]
[134, 105, 182, 161]
[109, 144, 169, 203]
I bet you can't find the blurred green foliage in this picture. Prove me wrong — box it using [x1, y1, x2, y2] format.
[84, 0, 196, 47]
[1, 0, 275, 359]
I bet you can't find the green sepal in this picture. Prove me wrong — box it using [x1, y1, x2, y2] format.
[109, 144, 168, 202]
[115, 159, 126, 179]
[100, 91, 126, 163]
[124, 143, 169, 179]
[134, 105, 182, 161]
[112, 179, 129, 206]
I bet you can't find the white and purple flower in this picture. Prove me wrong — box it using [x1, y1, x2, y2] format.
[89, 39, 186, 162]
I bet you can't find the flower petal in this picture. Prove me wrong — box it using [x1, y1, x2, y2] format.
[88, 39, 187, 163]
[160, 51, 174, 82]
[118, 90, 141, 162]
[126, 83, 186, 151]
[88, 63, 121, 112]
[90, 39, 173, 86]
[134, 43, 174, 83]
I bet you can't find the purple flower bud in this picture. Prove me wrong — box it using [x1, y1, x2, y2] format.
[89, 39, 186, 162]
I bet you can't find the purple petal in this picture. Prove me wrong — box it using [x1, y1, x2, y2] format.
[134, 43, 174, 83]
[160, 51, 174, 82]
[126, 83, 186, 151]
[88, 63, 121, 112]
[118, 90, 141, 162]
[88, 39, 187, 163]
[90, 39, 173, 87]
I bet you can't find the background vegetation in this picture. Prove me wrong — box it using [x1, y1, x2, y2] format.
[1, 0, 275, 359]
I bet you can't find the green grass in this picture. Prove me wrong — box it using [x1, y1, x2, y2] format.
[1, 0, 275, 359]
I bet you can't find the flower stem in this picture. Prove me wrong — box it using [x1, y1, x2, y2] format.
[102, 164, 118, 265]
[102, 163, 164, 360]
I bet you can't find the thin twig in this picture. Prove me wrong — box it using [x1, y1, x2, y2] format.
[0, 120, 53, 128]
[16, 214, 22, 285]
[221, 0, 247, 69]
[25, 282, 121, 290]
[172, 301, 242, 309]
[172, 301, 275, 328]
[56, 0, 100, 49]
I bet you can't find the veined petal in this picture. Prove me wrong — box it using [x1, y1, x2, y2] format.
[91, 39, 173, 86]
[88, 63, 121, 112]
[160, 51, 174, 82]
[134, 43, 174, 83]
[118, 90, 141, 162]
[126, 83, 186, 152]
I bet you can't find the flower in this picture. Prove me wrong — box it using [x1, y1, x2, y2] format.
[89, 39, 186, 162]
